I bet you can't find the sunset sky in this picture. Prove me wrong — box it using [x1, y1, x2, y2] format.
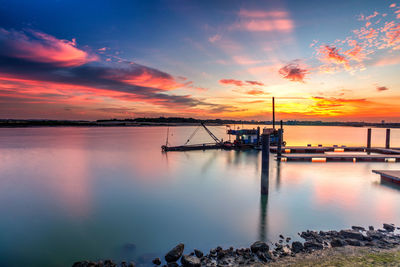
[0, 0, 399, 121]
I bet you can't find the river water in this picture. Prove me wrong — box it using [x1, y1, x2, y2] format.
[0, 125, 400, 266]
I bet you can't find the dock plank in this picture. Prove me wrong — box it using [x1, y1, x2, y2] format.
[372, 170, 400, 183]
[281, 153, 400, 162]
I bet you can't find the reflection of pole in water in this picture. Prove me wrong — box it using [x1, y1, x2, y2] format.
[259, 169, 269, 241]
[276, 160, 281, 190]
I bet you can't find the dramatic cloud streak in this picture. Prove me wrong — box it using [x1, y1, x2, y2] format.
[0, 28, 236, 118]
[0, 28, 98, 67]
[219, 79, 264, 87]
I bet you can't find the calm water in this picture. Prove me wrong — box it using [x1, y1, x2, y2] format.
[1, 126, 400, 267]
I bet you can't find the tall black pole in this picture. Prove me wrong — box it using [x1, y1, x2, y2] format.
[261, 132, 270, 195]
[386, 128, 390, 149]
[367, 128, 371, 150]
[277, 129, 283, 159]
[272, 97, 275, 130]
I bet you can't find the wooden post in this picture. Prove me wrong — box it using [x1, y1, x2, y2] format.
[262, 133, 270, 171]
[257, 126, 260, 145]
[386, 128, 390, 149]
[261, 132, 270, 195]
[277, 129, 283, 159]
[367, 128, 371, 149]
[272, 97, 275, 130]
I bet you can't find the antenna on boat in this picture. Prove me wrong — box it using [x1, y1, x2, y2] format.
[165, 125, 170, 147]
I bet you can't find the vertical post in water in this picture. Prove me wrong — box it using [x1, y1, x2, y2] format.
[277, 129, 283, 159]
[272, 97, 275, 130]
[257, 126, 260, 145]
[367, 128, 371, 150]
[386, 128, 390, 149]
[261, 132, 270, 195]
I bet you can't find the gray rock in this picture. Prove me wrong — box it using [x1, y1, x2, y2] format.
[165, 243, 185, 263]
[181, 255, 200, 267]
[345, 239, 362, 246]
[152, 258, 161, 265]
[351, 226, 365, 231]
[383, 223, 395, 232]
[330, 238, 346, 247]
[256, 251, 272, 262]
[369, 226, 374, 231]
[250, 241, 269, 253]
[304, 241, 323, 250]
[167, 263, 178, 267]
[194, 249, 203, 258]
[340, 229, 364, 240]
[291, 241, 303, 253]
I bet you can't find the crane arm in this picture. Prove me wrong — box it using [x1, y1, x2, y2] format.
[201, 122, 221, 144]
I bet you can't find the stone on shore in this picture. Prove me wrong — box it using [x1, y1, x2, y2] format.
[165, 243, 185, 262]
[383, 223, 395, 232]
[291, 241, 304, 253]
[181, 255, 201, 267]
[152, 258, 161, 265]
[330, 238, 346, 247]
[250, 241, 269, 253]
[304, 241, 323, 250]
[194, 249, 203, 258]
[340, 229, 364, 240]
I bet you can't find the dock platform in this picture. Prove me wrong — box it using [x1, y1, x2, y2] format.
[280, 153, 400, 162]
[372, 170, 400, 184]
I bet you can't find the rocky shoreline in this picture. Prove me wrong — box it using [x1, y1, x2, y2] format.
[72, 223, 400, 267]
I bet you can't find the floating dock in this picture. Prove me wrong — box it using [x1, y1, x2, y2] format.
[280, 153, 400, 162]
[372, 170, 400, 184]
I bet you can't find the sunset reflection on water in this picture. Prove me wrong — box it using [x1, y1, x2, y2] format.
[0, 126, 399, 266]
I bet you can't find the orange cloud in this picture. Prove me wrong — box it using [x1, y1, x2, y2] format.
[278, 62, 308, 82]
[219, 79, 245, 86]
[0, 28, 98, 67]
[318, 45, 350, 70]
[376, 86, 389, 91]
[246, 89, 265, 95]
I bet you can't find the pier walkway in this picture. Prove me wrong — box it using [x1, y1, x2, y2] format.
[372, 170, 400, 184]
[280, 153, 400, 162]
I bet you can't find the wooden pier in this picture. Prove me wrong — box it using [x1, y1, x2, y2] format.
[372, 170, 400, 184]
[280, 153, 400, 162]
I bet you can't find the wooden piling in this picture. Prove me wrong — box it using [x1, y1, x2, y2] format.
[261, 132, 270, 195]
[386, 128, 391, 149]
[262, 133, 270, 172]
[272, 97, 275, 130]
[277, 129, 283, 159]
[367, 128, 371, 149]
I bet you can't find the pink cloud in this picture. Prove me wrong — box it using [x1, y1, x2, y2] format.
[366, 11, 379, 20]
[278, 62, 309, 82]
[390, 3, 396, 8]
[246, 80, 264, 86]
[233, 55, 262, 65]
[219, 79, 264, 87]
[0, 28, 98, 67]
[232, 9, 294, 32]
[219, 79, 245, 86]
[318, 45, 350, 67]
[238, 10, 287, 18]
[373, 54, 400, 66]
[238, 19, 293, 32]
[208, 34, 221, 43]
